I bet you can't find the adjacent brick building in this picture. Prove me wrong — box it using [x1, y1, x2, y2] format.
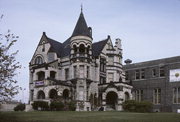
[123, 56, 180, 112]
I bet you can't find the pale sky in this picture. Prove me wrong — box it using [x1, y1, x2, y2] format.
[0, 0, 180, 103]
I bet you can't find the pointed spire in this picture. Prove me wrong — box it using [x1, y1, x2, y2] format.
[81, 4, 83, 13]
[71, 8, 92, 38]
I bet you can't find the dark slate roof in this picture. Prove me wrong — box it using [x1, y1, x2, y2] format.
[47, 36, 71, 58]
[72, 12, 92, 38]
[123, 56, 180, 69]
[48, 37, 63, 57]
[92, 38, 108, 57]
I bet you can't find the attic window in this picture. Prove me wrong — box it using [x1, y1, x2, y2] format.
[35, 56, 43, 64]
[48, 53, 55, 62]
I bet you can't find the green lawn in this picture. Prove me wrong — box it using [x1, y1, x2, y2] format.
[0, 111, 180, 122]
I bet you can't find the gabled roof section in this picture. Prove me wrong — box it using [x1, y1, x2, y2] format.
[72, 12, 92, 38]
[47, 36, 71, 58]
[47, 37, 63, 57]
[92, 38, 109, 57]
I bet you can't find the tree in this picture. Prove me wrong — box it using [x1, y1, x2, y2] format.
[0, 15, 21, 102]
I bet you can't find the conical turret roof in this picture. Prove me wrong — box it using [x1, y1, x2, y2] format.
[72, 12, 92, 38]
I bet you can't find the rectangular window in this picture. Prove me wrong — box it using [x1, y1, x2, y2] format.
[152, 68, 156, 77]
[73, 66, 77, 78]
[65, 68, 69, 80]
[108, 73, 114, 82]
[153, 88, 161, 104]
[48, 53, 55, 62]
[87, 66, 90, 78]
[125, 71, 129, 80]
[108, 56, 114, 65]
[135, 70, 140, 80]
[160, 67, 165, 77]
[173, 87, 180, 104]
[80, 65, 84, 78]
[141, 69, 145, 79]
[135, 90, 143, 102]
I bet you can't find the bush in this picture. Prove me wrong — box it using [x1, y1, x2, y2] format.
[136, 101, 153, 112]
[67, 101, 76, 111]
[122, 100, 137, 112]
[50, 101, 64, 111]
[122, 100, 152, 113]
[14, 104, 25, 111]
[31, 101, 49, 111]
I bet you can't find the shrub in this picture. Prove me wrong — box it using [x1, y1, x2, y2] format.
[14, 104, 25, 111]
[122, 100, 137, 112]
[122, 100, 152, 113]
[67, 101, 76, 111]
[50, 101, 64, 111]
[31, 101, 49, 111]
[136, 101, 153, 112]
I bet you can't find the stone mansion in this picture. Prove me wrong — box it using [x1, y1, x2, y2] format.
[29, 11, 132, 111]
[29, 10, 180, 112]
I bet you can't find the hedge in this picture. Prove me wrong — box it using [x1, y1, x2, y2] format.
[122, 100, 153, 113]
[31, 101, 49, 111]
[14, 104, 25, 111]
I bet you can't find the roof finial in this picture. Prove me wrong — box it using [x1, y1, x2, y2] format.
[81, 3, 83, 13]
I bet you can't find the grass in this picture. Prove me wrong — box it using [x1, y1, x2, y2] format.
[0, 111, 180, 122]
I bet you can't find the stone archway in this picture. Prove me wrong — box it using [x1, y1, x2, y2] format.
[124, 92, 130, 101]
[106, 91, 118, 110]
[37, 90, 45, 99]
[63, 89, 69, 101]
[49, 89, 58, 100]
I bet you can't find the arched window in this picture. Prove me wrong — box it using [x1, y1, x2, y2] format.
[35, 56, 43, 64]
[73, 45, 77, 53]
[87, 46, 90, 54]
[37, 90, 45, 99]
[125, 92, 130, 101]
[37, 71, 45, 81]
[49, 89, 58, 99]
[79, 44, 85, 53]
[63, 89, 69, 100]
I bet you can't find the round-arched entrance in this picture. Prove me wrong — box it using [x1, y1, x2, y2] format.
[106, 91, 118, 110]
[49, 89, 58, 99]
[63, 89, 69, 100]
[37, 90, 45, 99]
[124, 92, 130, 101]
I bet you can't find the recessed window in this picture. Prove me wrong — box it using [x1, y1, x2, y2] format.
[125, 71, 129, 80]
[108, 56, 114, 65]
[173, 87, 180, 104]
[153, 88, 161, 104]
[79, 65, 84, 78]
[152, 69, 156, 77]
[87, 66, 90, 78]
[141, 69, 145, 79]
[65, 68, 69, 80]
[35, 56, 43, 64]
[100, 58, 106, 72]
[37, 71, 45, 81]
[50, 71, 56, 79]
[135, 90, 143, 102]
[135, 70, 140, 80]
[160, 67, 165, 77]
[48, 53, 55, 62]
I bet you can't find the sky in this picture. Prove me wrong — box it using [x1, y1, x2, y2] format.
[0, 0, 180, 103]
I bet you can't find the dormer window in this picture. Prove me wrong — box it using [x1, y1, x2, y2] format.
[35, 56, 43, 64]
